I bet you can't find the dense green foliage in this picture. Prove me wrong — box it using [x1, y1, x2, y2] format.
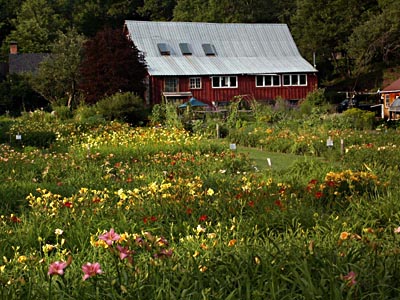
[1, 105, 400, 298]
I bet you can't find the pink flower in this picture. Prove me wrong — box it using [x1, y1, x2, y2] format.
[99, 228, 120, 246]
[116, 245, 134, 260]
[343, 271, 357, 287]
[82, 262, 103, 281]
[394, 227, 400, 234]
[48, 261, 68, 276]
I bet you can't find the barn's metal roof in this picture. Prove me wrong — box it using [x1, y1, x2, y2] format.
[124, 21, 317, 76]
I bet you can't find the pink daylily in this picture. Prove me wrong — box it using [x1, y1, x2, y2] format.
[82, 262, 103, 281]
[116, 245, 134, 260]
[394, 226, 400, 234]
[99, 228, 120, 246]
[343, 271, 357, 287]
[48, 261, 68, 276]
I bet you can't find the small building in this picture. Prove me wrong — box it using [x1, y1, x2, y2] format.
[8, 42, 48, 75]
[124, 21, 318, 106]
[379, 77, 400, 119]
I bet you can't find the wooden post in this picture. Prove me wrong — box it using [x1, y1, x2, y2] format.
[216, 124, 219, 139]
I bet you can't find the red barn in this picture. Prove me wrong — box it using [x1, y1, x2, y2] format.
[124, 21, 318, 106]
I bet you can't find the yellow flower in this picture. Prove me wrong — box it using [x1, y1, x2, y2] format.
[199, 265, 207, 272]
[17, 256, 27, 263]
[206, 188, 214, 196]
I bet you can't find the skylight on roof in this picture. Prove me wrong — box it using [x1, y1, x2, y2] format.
[157, 43, 170, 55]
[202, 43, 216, 56]
[179, 43, 192, 55]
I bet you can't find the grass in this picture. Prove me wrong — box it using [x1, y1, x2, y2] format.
[236, 145, 307, 172]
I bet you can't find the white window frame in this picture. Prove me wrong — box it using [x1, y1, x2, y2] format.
[282, 74, 307, 86]
[189, 77, 201, 89]
[212, 76, 238, 88]
[164, 77, 179, 92]
[385, 94, 390, 108]
[255, 75, 281, 87]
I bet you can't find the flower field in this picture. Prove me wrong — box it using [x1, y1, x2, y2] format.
[1, 116, 400, 299]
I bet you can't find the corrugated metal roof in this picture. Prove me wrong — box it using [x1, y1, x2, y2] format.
[125, 21, 317, 76]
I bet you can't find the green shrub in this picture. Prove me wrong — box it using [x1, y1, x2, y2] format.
[341, 108, 376, 130]
[95, 92, 149, 125]
[73, 104, 105, 124]
[149, 103, 166, 125]
[51, 105, 73, 120]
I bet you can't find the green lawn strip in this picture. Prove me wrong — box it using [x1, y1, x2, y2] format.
[236, 145, 306, 172]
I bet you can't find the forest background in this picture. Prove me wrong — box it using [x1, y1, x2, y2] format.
[0, 0, 399, 102]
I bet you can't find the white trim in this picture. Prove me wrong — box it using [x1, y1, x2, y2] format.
[211, 76, 238, 88]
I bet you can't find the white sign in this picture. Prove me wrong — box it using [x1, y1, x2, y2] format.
[229, 143, 236, 150]
[15, 134, 22, 140]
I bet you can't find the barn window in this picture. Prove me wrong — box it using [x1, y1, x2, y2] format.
[179, 43, 192, 55]
[189, 77, 201, 89]
[157, 43, 170, 55]
[164, 77, 179, 92]
[256, 75, 281, 87]
[283, 74, 307, 86]
[385, 94, 390, 108]
[212, 76, 237, 88]
[202, 44, 216, 56]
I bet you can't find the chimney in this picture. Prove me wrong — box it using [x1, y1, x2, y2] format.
[10, 41, 18, 54]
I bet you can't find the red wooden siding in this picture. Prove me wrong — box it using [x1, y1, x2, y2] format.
[147, 74, 318, 105]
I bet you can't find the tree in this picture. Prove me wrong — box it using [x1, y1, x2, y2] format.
[291, 0, 378, 81]
[6, 0, 68, 53]
[346, 0, 400, 73]
[79, 27, 147, 104]
[30, 28, 85, 108]
[0, 0, 24, 59]
[137, 0, 176, 21]
[0, 74, 48, 116]
[173, 0, 290, 23]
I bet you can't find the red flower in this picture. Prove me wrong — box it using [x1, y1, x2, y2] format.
[63, 202, 73, 208]
[315, 191, 323, 199]
[150, 216, 157, 222]
[308, 179, 318, 185]
[327, 180, 335, 187]
[199, 215, 207, 222]
[248, 201, 255, 207]
[143, 217, 148, 224]
[186, 208, 192, 215]
[10, 215, 21, 223]
[274, 200, 282, 208]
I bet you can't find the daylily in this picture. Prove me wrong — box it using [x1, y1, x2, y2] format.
[99, 228, 120, 246]
[343, 271, 357, 287]
[48, 261, 68, 276]
[82, 262, 103, 281]
[116, 245, 134, 260]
